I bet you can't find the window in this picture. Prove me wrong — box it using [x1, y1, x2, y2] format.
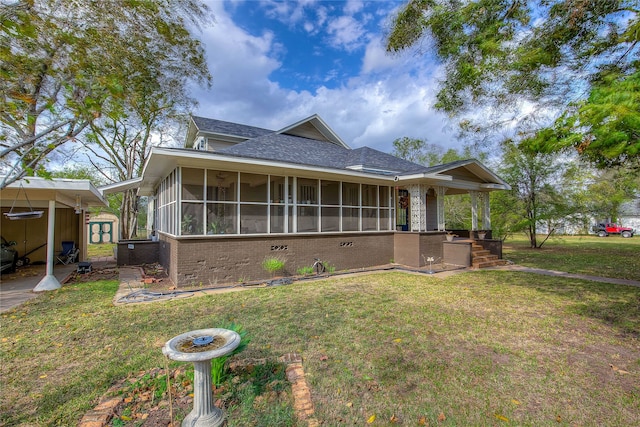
[156, 167, 395, 236]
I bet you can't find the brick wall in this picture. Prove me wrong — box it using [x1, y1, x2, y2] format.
[116, 240, 159, 265]
[158, 233, 395, 287]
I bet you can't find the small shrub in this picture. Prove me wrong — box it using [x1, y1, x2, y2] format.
[297, 266, 314, 275]
[211, 322, 251, 386]
[262, 257, 285, 277]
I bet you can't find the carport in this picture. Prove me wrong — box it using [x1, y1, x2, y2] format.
[1, 177, 108, 291]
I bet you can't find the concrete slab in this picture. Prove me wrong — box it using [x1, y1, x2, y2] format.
[0, 264, 77, 313]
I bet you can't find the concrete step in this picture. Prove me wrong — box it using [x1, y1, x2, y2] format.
[473, 259, 509, 268]
[472, 255, 499, 264]
[472, 249, 491, 257]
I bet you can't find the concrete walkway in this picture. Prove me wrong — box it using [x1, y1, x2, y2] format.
[488, 264, 640, 287]
[0, 257, 117, 313]
[0, 264, 77, 312]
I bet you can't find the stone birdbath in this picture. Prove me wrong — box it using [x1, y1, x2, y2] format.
[163, 328, 241, 427]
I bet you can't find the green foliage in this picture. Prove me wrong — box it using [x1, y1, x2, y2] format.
[391, 136, 486, 166]
[492, 140, 585, 248]
[262, 257, 285, 276]
[539, 70, 640, 169]
[297, 266, 314, 275]
[386, 0, 639, 167]
[210, 322, 251, 387]
[0, 0, 212, 189]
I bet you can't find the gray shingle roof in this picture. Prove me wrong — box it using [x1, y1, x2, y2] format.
[190, 116, 481, 178]
[192, 116, 273, 139]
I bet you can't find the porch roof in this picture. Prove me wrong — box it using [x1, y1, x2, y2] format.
[0, 177, 108, 210]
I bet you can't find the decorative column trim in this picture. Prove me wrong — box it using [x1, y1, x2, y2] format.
[408, 184, 424, 231]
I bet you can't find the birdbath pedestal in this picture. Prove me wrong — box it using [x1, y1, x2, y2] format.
[162, 328, 241, 427]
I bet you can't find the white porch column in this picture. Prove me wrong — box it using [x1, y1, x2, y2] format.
[481, 192, 491, 230]
[470, 191, 479, 231]
[435, 186, 446, 231]
[408, 184, 426, 231]
[34, 200, 61, 292]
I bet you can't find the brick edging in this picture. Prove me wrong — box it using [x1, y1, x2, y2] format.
[78, 353, 317, 427]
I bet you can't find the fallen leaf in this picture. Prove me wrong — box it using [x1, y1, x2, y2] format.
[438, 412, 446, 422]
[367, 414, 376, 424]
[495, 413, 509, 422]
[390, 414, 399, 423]
[511, 399, 521, 405]
[346, 402, 353, 407]
[556, 415, 562, 423]
[393, 338, 402, 343]
[121, 415, 132, 421]
[39, 374, 47, 379]
[418, 416, 428, 426]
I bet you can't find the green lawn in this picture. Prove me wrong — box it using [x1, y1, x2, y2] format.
[87, 243, 116, 258]
[2, 269, 639, 425]
[503, 234, 640, 281]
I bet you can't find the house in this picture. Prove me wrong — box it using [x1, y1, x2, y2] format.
[104, 115, 510, 286]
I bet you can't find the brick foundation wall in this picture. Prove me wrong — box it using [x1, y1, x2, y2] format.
[116, 240, 159, 265]
[394, 232, 446, 267]
[158, 233, 395, 287]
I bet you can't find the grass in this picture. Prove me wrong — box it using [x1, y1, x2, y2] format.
[87, 243, 116, 258]
[1, 268, 639, 426]
[503, 234, 640, 281]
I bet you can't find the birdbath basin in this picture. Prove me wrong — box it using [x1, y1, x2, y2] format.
[163, 328, 241, 427]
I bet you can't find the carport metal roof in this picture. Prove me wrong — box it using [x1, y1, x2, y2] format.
[0, 177, 108, 210]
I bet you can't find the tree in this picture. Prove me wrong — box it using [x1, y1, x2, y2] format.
[535, 70, 640, 170]
[0, 0, 211, 189]
[493, 140, 584, 248]
[386, 0, 639, 165]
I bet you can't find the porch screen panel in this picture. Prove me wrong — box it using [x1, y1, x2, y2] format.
[182, 168, 204, 200]
[321, 207, 339, 232]
[297, 206, 318, 232]
[297, 178, 318, 205]
[321, 181, 340, 205]
[270, 205, 285, 233]
[181, 202, 204, 235]
[240, 173, 268, 202]
[240, 205, 267, 234]
[342, 207, 359, 231]
[362, 208, 377, 231]
[379, 186, 391, 207]
[362, 184, 377, 207]
[207, 170, 237, 201]
[379, 209, 391, 230]
[342, 182, 359, 206]
[270, 176, 285, 203]
[206, 203, 236, 234]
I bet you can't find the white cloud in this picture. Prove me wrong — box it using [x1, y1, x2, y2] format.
[193, 1, 461, 154]
[361, 37, 401, 74]
[326, 15, 367, 51]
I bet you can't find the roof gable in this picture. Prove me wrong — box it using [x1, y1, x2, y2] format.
[276, 114, 350, 149]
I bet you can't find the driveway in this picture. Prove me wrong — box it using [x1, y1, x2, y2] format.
[0, 264, 78, 313]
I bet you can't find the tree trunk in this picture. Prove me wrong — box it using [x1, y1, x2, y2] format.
[120, 189, 139, 240]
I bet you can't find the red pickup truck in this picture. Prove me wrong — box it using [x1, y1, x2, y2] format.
[592, 223, 635, 238]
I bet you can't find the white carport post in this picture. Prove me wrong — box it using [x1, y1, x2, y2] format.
[34, 200, 61, 291]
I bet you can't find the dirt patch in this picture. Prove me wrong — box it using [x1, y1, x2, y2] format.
[66, 267, 119, 283]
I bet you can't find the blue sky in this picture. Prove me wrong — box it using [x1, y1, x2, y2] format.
[193, 0, 459, 153]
